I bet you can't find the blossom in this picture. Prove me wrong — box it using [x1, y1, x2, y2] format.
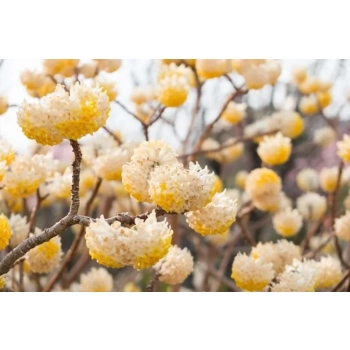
[319, 167, 342, 193]
[0, 96, 8, 115]
[85, 210, 173, 270]
[231, 253, 274, 292]
[292, 67, 307, 84]
[92, 78, 118, 102]
[271, 111, 304, 139]
[93, 147, 133, 181]
[220, 138, 244, 163]
[245, 168, 281, 200]
[78, 61, 98, 78]
[337, 134, 350, 163]
[17, 83, 110, 145]
[154, 245, 194, 285]
[235, 170, 248, 190]
[9, 214, 29, 247]
[315, 256, 342, 289]
[149, 162, 216, 213]
[206, 230, 230, 246]
[122, 140, 178, 203]
[271, 259, 316, 292]
[317, 91, 332, 109]
[20, 70, 56, 98]
[299, 95, 319, 115]
[0, 213, 12, 250]
[334, 211, 350, 241]
[185, 191, 237, 235]
[314, 126, 336, 146]
[296, 192, 327, 220]
[131, 86, 155, 105]
[251, 239, 302, 276]
[26, 234, 62, 273]
[272, 208, 303, 237]
[195, 59, 230, 79]
[157, 75, 189, 107]
[158, 63, 194, 87]
[43, 59, 79, 77]
[53, 83, 110, 140]
[297, 77, 320, 95]
[257, 132, 292, 166]
[80, 267, 114, 292]
[94, 59, 122, 73]
[296, 168, 319, 192]
[48, 167, 72, 199]
[222, 102, 247, 124]
[0, 139, 16, 165]
[4, 154, 48, 198]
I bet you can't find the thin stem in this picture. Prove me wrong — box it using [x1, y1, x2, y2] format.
[102, 126, 122, 144]
[146, 272, 160, 292]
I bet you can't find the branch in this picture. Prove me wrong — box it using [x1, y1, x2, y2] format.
[102, 126, 122, 144]
[188, 88, 248, 162]
[43, 178, 103, 292]
[146, 271, 160, 292]
[179, 130, 277, 160]
[0, 140, 83, 277]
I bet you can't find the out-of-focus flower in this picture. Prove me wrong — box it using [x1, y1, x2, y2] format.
[309, 233, 335, 255]
[93, 147, 133, 181]
[43, 59, 79, 77]
[158, 63, 195, 87]
[337, 134, 350, 163]
[319, 167, 342, 193]
[0, 140, 16, 165]
[272, 111, 304, 139]
[157, 75, 189, 107]
[334, 211, 350, 241]
[296, 192, 327, 221]
[154, 245, 194, 285]
[26, 233, 62, 273]
[235, 170, 248, 190]
[222, 102, 247, 124]
[317, 91, 332, 109]
[78, 61, 98, 78]
[48, 167, 72, 199]
[231, 253, 274, 292]
[201, 138, 221, 162]
[292, 67, 307, 84]
[20, 70, 56, 98]
[0, 213, 12, 250]
[92, 78, 117, 102]
[185, 191, 237, 235]
[220, 138, 244, 163]
[0, 96, 8, 115]
[257, 132, 292, 166]
[9, 214, 29, 247]
[272, 208, 303, 237]
[122, 282, 141, 292]
[131, 86, 155, 105]
[251, 239, 301, 276]
[296, 168, 319, 192]
[299, 95, 319, 115]
[297, 77, 320, 95]
[206, 230, 230, 247]
[94, 59, 122, 73]
[4, 154, 49, 198]
[85, 210, 173, 270]
[195, 59, 230, 79]
[313, 126, 336, 146]
[245, 168, 281, 200]
[80, 267, 114, 292]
